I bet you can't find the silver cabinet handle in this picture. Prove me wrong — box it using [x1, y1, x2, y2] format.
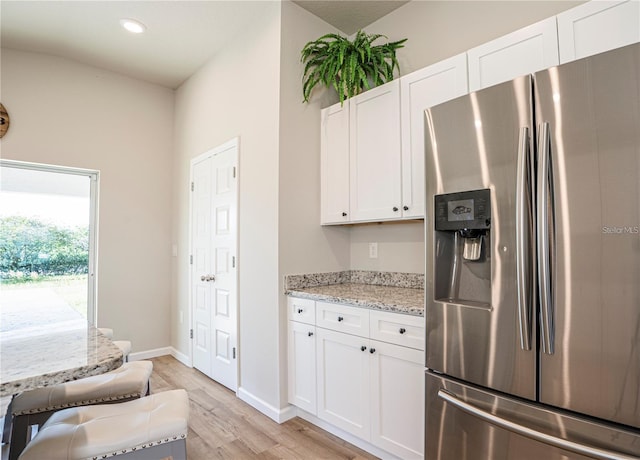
[438, 390, 637, 460]
[200, 274, 215, 282]
[536, 122, 554, 355]
[515, 126, 533, 351]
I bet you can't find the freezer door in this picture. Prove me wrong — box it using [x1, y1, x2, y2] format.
[534, 43, 640, 430]
[426, 372, 640, 460]
[424, 76, 536, 400]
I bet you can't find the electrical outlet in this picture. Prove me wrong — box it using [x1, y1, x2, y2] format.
[369, 242, 378, 259]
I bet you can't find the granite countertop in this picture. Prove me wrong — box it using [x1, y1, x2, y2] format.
[1, 302, 123, 397]
[285, 270, 425, 317]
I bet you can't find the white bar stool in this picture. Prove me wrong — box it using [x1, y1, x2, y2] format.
[98, 328, 132, 362]
[8, 361, 153, 460]
[18, 389, 189, 460]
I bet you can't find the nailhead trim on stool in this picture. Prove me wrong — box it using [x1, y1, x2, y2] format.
[88, 433, 187, 459]
[8, 361, 153, 460]
[18, 389, 189, 460]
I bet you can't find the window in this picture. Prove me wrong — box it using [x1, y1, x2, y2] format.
[0, 160, 99, 325]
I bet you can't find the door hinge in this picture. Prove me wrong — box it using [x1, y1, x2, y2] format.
[233, 347, 236, 359]
[232, 256, 236, 268]
[189, 255, 193, 265]
[190, 329, 193, 339]
[232, 167, 236, 178]
[191, 181, 194, 192]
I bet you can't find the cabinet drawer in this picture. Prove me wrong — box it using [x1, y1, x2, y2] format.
[316, 302, 369, 337]
[369, 310, 425, 350]
[288, 297, 315, 325]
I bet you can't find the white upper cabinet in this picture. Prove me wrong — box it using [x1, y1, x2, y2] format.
[557, 0, 640, 64]
[467, 17, 560, 91]
[349, 80, 403, 222]
[320, 101, 350, 224]
[400, 53, 468, 219]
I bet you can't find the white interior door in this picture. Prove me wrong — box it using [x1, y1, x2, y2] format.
[190, 138, 238, 391]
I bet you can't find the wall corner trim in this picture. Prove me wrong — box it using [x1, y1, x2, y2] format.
[237, 387, 297, 423]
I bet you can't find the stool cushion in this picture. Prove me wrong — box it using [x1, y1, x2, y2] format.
[18, 389, 189, 460]
[12, 361, 153, 416]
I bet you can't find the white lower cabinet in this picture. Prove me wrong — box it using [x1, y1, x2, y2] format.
[287, 297, 425, 459]
[316, 327, 371, 439]
[287, 321, 316, 414]
[370, 340, 424, 459]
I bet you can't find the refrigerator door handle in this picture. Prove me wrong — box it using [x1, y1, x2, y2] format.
[438, 389, 637, 460]
[537, 122, 554, 355]
[516, 126, 532, 351]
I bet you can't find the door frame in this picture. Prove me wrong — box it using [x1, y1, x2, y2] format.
[0, 159, 100, 325]
[187, 137, 239, 387]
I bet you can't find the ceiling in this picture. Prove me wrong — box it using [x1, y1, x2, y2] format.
[0, 1, 408, 89]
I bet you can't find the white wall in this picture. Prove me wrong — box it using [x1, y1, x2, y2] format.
[0, 49, 174, 352]
[171, 2, 284, 413]
[350, 221, 424, 273]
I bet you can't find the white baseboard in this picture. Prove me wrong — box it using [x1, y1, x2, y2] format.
[169, 347, 191, 367]
[129, 346, 173, 362]
[295, 410, 401, 460]
[237, 387, 297, 423]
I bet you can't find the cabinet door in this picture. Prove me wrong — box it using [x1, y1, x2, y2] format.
[467, 17, 559, 91]
[370, 340, 424, 459]
[316, 328, 371, 440]
[288, 321, 316, 414]
[400, 53, 468, 219]
[349, 80, 402, 222]
[321, 101, 350, 224]
[557, 0, 640, 64]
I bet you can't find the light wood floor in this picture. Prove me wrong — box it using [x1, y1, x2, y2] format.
[2, 355, 379, 460]
[150, 355, 379, 459]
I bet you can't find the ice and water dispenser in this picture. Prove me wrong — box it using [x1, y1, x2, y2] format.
[433, 189, 492, 307]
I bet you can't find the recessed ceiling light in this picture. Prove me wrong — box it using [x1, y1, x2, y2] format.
[120, 18, 146, 34]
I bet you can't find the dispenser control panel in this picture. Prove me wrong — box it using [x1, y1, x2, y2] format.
[434, 189, 491, 231]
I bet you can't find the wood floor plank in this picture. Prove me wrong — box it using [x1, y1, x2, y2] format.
[148, 356, 380, 460]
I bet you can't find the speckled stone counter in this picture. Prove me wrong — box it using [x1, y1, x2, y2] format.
[285, 270, 425, 316]
[1, 319, 124, 397]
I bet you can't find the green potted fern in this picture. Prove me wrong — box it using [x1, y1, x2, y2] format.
[301, 30, 407, 105]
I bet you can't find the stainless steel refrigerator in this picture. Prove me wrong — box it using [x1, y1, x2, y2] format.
[424, 43, 640, 459]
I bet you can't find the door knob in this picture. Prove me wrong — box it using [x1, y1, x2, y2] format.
[369, 348, 376, 354]
[337, 316, 344, 322]
[399, 328, 406, 334]
[361, 346, 367, 352]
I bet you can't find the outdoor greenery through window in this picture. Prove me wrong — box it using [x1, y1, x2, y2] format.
[0, 162, 97, 324]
